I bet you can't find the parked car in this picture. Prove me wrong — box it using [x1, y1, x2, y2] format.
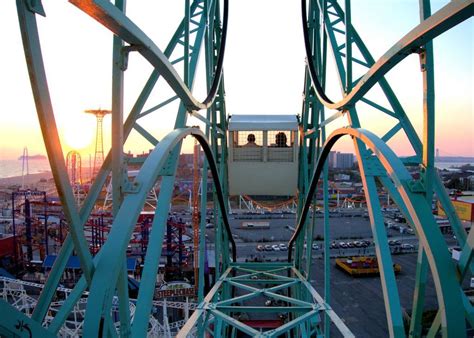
[312, 243, 319, 250]
[401, 243, 414, 250]
[272, 244, 280, 251]
[256, 244, 264, 251]
[339, 242, 347, 248]
[330, 241, 339, 249]
[264, 245, 272, 251]
[279, 243, 288, 251]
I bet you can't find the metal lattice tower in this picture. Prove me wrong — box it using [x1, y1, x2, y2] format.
[1, 1, 473, 337]
[20, 146, 29, 190]
[84, 109, 111, 177]
[65, 150, 83, 206]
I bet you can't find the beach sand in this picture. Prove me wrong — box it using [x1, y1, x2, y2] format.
[0, 172, 53, 188]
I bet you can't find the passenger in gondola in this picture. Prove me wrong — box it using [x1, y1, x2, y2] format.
[243, 133, 259, 147]
[275, 132, 288, 147]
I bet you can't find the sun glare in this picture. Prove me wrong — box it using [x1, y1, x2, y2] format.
[63, 115, 95, 150]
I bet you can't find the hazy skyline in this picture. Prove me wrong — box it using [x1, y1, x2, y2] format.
[0, 1, 472, 161]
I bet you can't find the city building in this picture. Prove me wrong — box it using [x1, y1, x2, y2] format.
[328, 151, 355, 169]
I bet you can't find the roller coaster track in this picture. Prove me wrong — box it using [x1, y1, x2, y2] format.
[1, 0, 473, 337]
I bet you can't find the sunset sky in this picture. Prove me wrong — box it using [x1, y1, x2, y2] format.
[0, 1, 472, 162]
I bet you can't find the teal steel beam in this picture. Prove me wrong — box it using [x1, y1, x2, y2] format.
[81, 128, 235, 336]
[304, 0, 473, 110]
[426, 291, 474, 338]
[12, 1, 232, 336]
[70, 0, 228, 111]
[184, 0, 191, 86]
[418, 231, 474, 337]
[226, 280, 260, 293]
[267, 309, 319, 337]
[138, 95, 179, 118]
[215, 305, 313, 313]
[359, 97, 397, 118]
[209, 309, 261, 337]
[409, 1, 437, 336]
[226, 278, 295, 285]
[420, 0, 436, 186]
[180, 261, 353, 336]
[130, 176, 175, 337]
[199, 29, 212, 302]
[344, 0, 352, 93]
[38, 2, 211, 331]
[301, 0, 319, 281]
[15, 7, 124, 333]
[111, 0, 126, 216]
[327, 0, 471, 267]
[263, 290, 314, 307]
[230, 262, 293, 269]
[381, 123, 402, 143]
[290, 127, 465, 336]
[178, 268, 233, 337]
[266, 279, 300, 293]
[354, 154, 404, 337]
[291, 267, 354, 337]
[111, 1, 129, 335]
[215, 289, 264, 307]
[306, 4, 473, 335]
[314, 2, 332, 335]
[409, 249, 429, 338]
[458, 228, 474, 278]
[32, 1, 204, 325]
[0, 300, 56, 338]
[132, 10, 213, 333]
[17, 0, 95, 285]
[132, 123, 159, 146]
[319, 109, 345, 127]
[433, 175, 469, 247]
[335, 9, 423, 157]
[233, 267, 284, 274]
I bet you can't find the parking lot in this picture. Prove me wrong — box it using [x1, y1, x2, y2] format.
[174, 208, 462, 336]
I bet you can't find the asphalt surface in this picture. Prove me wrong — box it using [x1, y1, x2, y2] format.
[168, 210, 463, 336]
[205, 212, 462, 336]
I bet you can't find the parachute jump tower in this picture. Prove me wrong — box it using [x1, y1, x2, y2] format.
[1, 0, 473, 337]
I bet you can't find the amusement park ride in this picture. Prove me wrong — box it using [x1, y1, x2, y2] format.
[1, 0, 473, 337]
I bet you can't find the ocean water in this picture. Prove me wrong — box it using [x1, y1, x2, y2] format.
[0, 159, 51, 179]
[435, 161, 473, 170]
[0, 158, 471, 179]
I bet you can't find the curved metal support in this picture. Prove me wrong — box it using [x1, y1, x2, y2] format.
[82, 128, 235, 336]
[70, 0, 228, 111]
[289, 127, 465, 336]
[302, 0, 473, 110]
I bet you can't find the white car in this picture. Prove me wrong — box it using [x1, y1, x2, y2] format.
[279, 243, 288, 251]
[271, 244, 280, 251]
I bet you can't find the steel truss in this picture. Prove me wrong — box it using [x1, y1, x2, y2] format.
[179, 262, 353, 337]
[1, 0, 473, 337]
[0, 277, 195, 337]
[294, 0, 473, 337]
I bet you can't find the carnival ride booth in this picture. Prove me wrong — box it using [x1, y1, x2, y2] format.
[228, 115, 299, 196]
